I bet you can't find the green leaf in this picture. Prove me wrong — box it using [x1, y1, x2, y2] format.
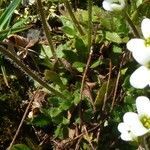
[11, 144, 31, 150]
[136, 0, 143, 7]
[60, 99, 72, 111]
[75, 37, 88, 61]
[49, 108, 62, 117]
[48, 97, 61, 107]
[90, 60, 102, 68]
[54, 124, 68, 139]
[105, 32, 122, 43]
[63, 50, 78, 63]
[31, 114, 51, 127]
[72, 62, 85, 72]
[94, 78, 116, 110]
[44, 70, 65, 89]
[112, 45, 122, 53]
[41, 44, 64, 59]
[0, 0, 21, 30]
[75, 37, 86, 50]
[73, 90, 80, 105]
[0, 25, 31, 39]
[12, 17, 29, 29]
[62, 117, 69, 125]
[40, 45, 52, 58]
[62, 26, 77, 36]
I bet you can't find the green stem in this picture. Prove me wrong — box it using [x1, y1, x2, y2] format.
[88, 0, 92, 50]
[63, 0, 85, 36]
[37, 0, 58, 60]
[125, 12, 140, 38]
[0, 45, 66, 99]
[80, 0, 93, 101]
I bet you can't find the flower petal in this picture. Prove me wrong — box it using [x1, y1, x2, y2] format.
[127, 39, 150, 65]
[130, 66, 150, 89]
[136, 96, 150, 117]
[102, 1, 113, 11]
[120, 132, 134, 141]
[118, 122, 130, 133]
[127, 39, 145, 53]
[118, 123, 135, 141]
[123, 112, 148, 136]
[141, 18, 150, 39]
[123, 112, 138, 124]
[132, 49, 150, 65]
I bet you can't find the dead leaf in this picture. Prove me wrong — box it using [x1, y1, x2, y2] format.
[7, 29, 40, 58]
[28, 90, 47, 118]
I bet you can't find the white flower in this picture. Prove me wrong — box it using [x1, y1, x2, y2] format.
[127, 18, 150, 89]
[118, 96, 150, 141]
[118, 112, 148, 141]
[127, 18, 150, 66]
[102, 0, 125, 11]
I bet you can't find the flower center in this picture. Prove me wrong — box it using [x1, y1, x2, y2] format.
[145, 62, 150, 69]
[145, 38, 150, 47]
[140, 115, 150, 129]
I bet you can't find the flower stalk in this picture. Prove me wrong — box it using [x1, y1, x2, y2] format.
[124, 12, 140, 38]
[80, 0, 93, 101]
[88, 0, 92, 51]
[63, 0, 85, 36]
[36, 0, 58, 61]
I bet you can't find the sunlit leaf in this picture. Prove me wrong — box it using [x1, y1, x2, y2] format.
[105, 32, 122, 43]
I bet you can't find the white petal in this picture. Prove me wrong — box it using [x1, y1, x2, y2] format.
[102, 1, 113, 11]
[120, 133, 134, 141]
[130, 66, 150, 89]
[132, 49, 150, 65]
[118, 123, 135, 141]
[127, 39, 150, 65]
[141, 18, 150, 39]
[123, 112, 148, 136]
[127, 39, 145, 53]
[118, 122, 130, 133]
[102, 0, 125, 11]
[136, 96, 150, 116]
[123, 112, 138, 124]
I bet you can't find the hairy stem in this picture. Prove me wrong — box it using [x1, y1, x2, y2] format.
[0, 45, 66, 99]
[37, 0, 58, 60]
[80, 0, 93, 100]
[125, 12, 140, 38]
[88, 0, 92, 51]
[63, 0, 85, 36]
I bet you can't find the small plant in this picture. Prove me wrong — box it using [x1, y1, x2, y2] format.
[0, 0, 150, 149]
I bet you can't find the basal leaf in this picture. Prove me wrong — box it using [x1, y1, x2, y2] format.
[11, 144, 31, 150]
